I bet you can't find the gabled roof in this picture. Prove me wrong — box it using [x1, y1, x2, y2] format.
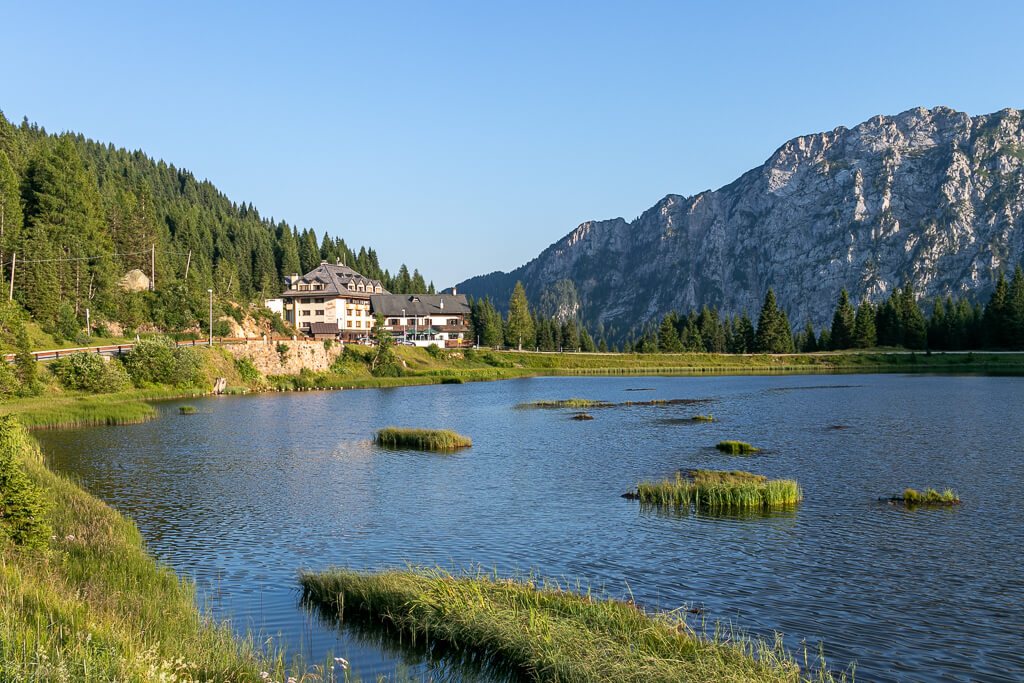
[308, 322, 340, 335]
[282, 261, 388, 298]
[370, 294, 470, 317]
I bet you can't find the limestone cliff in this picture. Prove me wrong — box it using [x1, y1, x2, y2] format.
[457, 106, 1024, 337]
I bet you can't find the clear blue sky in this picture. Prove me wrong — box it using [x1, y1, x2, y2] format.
[3, 1, 1023, 287]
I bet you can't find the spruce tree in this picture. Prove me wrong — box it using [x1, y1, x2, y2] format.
[505, 281, 534, 350]
[0, 151, 22, 285]
[899, 285, 927, 349]
[1008, 264, 1024, 347]
[852, 300, 877, 349]
[657, 312, 682, 352]
[755, 289, 791, 353]
[829, 288, 855, 350]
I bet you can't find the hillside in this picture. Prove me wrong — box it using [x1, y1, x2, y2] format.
[0, 110, 432, 338]
[455, 106, 1024, 339]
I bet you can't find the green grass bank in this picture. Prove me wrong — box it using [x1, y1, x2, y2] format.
[300, 566, 843, 683]
[0, 415, 296, 681]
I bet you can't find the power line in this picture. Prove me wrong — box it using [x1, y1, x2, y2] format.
[0, 248, 191, 268]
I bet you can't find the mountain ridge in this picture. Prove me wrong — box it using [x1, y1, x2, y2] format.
[455, 106, 1024, 339]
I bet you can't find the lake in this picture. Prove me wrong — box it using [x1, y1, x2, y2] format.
[36, 374, 1024, 682]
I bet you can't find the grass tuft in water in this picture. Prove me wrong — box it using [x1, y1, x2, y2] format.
[375, 427, 472, 451]
[11, 401, 157, 429]
[178, 405, 198, 415]
[300, 565, 842, 683]
[715, 440, 760, 454]
[626, 470, 801, 511]
[891, 487, 960, 506]
[516, 398, 615, 409]
[692, 414, 715, 422]
[571, 412, 595, 421]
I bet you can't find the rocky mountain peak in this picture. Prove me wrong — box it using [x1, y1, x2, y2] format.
[456, 107, 1024, 340]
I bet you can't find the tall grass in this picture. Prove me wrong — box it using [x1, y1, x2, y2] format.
[0, 417, 295, 681]
[11, 401, 157, 430]
[375, 427, 472, 451]
[898, 487, 960, 505]
[300, 566, 844, 683]
[516, 398, 614, 409]
[629, 470, 801, 511]
[716, 440, 760, 454]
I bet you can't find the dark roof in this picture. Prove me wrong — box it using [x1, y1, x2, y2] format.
[281, 261, 388, 298]
[308, 322, 340, 335]
[370, 294, 470, 317]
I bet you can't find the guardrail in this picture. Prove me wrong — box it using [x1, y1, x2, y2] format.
[2, 336, 323, 363]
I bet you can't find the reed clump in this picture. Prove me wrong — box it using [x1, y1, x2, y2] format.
[178, 405, 198, 414]
[571, 412, 594, 421]
[715, 440, 760, 454]
[626, 470, 801, 511]
[692, 414, 715, 422]
[299, 566, 824, 683]
[375, 427, 472, 451]
[892, 487, 960, 506]
[516, 398, 614, 409]
[11, 401, 157, 430]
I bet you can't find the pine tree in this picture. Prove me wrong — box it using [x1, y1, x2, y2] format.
[852, 300, 877, 349]
[754, 289, 791, 353]
[829, 288, 856, 350]
[0, 151, 22, 286]
[561, 319, 579, 351]
[505, 281, 534, 350]
[898, 285, 926, 349]
[410, 269, 427, 293]
[579, 327, 596, 352]
[657, 312, 682, 352]
[298, 229, 320, 273]
[275, 222, 301, 277]
[799, 319, 818, 352]
[1008, 264, 1024, 348]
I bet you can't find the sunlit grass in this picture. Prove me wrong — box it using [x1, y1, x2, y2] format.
[716, 440, 760, 454]
[300, 565, 846, 683]
[627, 470, 801, 511]
[375, 427, 472, 451]
[897, 487, 960, 505]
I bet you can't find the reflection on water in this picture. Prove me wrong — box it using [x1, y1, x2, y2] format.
[36, 374, 1024, 683]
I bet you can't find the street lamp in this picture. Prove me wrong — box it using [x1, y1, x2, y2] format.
[402, 308, 406, 344]
[208, 289, 213, 346]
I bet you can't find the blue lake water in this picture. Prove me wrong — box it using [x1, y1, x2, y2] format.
[37, 374, 1024, 682]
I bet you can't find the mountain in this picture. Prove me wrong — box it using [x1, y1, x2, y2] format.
[455, 106, 1024, 339]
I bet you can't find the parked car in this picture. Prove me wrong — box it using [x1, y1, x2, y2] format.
[355, 337, 376, 346]
[399, 339, 416, 346]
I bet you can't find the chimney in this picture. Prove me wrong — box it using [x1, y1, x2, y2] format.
[452, 286, 457, 295]
[440, 298, 444, 310]
[320, 260, 327, 266]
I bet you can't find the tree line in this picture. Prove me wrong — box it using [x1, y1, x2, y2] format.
[469, 269, 1024, 353]
[0, 111, 433, 339]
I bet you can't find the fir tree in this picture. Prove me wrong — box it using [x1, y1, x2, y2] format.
[505, 281, 534, 350]
[852, 300, 877, 349]
[829, 288, 855, 350]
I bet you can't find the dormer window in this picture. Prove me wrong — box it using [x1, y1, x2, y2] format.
[348, 282, 355, 291]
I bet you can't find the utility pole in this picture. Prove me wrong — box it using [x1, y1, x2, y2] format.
[8, 252, 14, 300]
[151, 244, 156, 291]
[184, 250, 192, 280]
[208, 289, 214, 346]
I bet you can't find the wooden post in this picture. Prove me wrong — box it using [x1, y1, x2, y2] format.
[184, 250, 192, 280]
[151, 244, 155, 291]
[8, 252, 13, 300]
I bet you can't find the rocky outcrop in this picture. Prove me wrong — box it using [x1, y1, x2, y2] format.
[220, 339, 343, 375]
[456, 106, 1024, 337]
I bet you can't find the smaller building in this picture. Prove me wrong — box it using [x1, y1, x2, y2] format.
[369, 293, 470, 347]
[308, 322, 341, 340]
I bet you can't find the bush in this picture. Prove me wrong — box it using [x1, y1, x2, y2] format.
[270, 316, 289, 335]
[123, 337, 205, 387]
[51, 352, 130, 393]
[0, 415, 50, 548]
[426, 343, 442, 358]
[212, 320, 233, 337]
[275, 342, 289, 363]
[233, 357, 263, 383]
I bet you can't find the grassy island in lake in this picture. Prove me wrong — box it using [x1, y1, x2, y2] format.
[889, 487, 961, 506]
[716, 440, 760, 454]
[299, 566, 835, 683]
[625, 469, 801, 510]
[375, 427, 472, 451]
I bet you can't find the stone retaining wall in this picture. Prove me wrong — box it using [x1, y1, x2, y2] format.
[220, 339, 344, 375]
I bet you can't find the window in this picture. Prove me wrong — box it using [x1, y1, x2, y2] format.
[448, 319, 460, 326]
[314, 298, 324, 304]
[300, 310, 310, 316]
[388, 318, 399, 325]
[315, 310, 324, 316]
[301, 298, 311, 304]
[356, 320, 362, 328]
[348, 283, 355, 291]
[347, 308, 353, 316]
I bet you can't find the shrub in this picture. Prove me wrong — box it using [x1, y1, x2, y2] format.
[123, 337, 204, 387]
[51, 352, 130, 393]
[212, 320, 233, 337]
[0, 415, 50, 548]
[275, 342, 290, 363]
[426, 343, 442, 358]
[233, 357, 263, 383]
